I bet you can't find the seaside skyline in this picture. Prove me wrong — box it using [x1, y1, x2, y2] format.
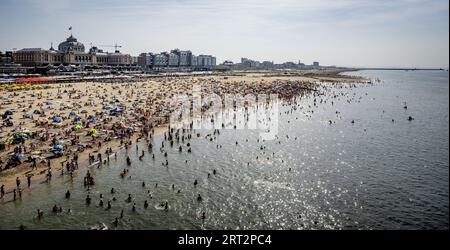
[0, 0, 449, 68]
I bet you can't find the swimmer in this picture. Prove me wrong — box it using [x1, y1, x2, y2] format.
[37, 209, 43, 219]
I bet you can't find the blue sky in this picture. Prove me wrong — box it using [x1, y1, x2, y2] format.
[0, 0, 448, 68]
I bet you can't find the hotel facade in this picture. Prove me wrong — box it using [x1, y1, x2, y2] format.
[138, 49, 216, 70]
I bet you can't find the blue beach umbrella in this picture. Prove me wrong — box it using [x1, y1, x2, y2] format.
[52, 117, 62, 123]
[15, 153, 25, 159]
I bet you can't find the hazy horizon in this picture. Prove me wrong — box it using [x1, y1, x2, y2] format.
[0, 0, 448, 68]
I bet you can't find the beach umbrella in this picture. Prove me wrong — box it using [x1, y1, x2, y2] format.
[74, 124, 82, 129]
[102, 104, 112, 110]
[17, 132, 28, 137]
[69, 111, 76, 116]
[18, 128, 30, 133]
[88, 128, 98, 135]
[15, 153, 25, 159]
[110, 108, 123, 114]
[6, 136, 14, 144]
[52, 117, 62, 123]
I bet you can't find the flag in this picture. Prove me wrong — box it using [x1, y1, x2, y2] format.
[69, 26, 72, 31]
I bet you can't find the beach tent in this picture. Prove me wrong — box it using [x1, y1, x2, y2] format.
[53, 144, 63, 150]
[52, 117, 62, 123]
[69, 111, 76, 116]
[45, 101, 53, 105]
[4, 110, 13, 116]
[74, 124, 82, 129]
[33, 109, 43, 114]
[23, 114, 33, 119]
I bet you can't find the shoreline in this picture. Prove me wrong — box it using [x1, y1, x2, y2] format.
[0, 70, 367, 202]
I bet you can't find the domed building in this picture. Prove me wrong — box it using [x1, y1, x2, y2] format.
[58, 35, 85, 52]
[13, 32, 131, 67]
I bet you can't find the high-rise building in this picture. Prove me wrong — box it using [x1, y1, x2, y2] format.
[197, 55, 216, 69]
[190, 55, 197, 67]
[136, 49, 214, 70]
[0, 51, 13, 65]
[168, 51, 179, 67]
[153, 53, 169, 67]
[171, 49, 192, 67]
[138, 53, 153, 68]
